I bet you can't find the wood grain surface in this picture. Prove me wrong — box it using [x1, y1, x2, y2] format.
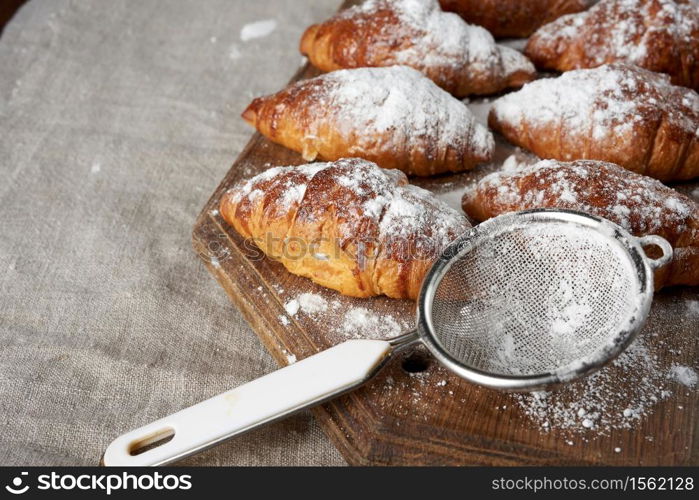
[192, 1, 699, 466]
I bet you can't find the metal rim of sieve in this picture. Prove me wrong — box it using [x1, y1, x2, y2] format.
[414, 209, 665, 391]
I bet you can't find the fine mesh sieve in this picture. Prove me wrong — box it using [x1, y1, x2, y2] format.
[416, 209, 672, 389]
[104, 209, 673, 466]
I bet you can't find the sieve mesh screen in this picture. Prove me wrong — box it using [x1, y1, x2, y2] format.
[429, 221, 640, 376]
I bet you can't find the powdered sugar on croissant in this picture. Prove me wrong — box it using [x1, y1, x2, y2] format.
[489, 63, 699, 181]
[243, 66, 494, 176]
[221, 158, 470, 299]
[526, 0, 699, 90]
[300, 0, 536, 96]
[462, 159, 699, 288]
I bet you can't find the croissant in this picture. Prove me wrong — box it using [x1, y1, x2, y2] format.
[462, 158, 699, 288]
[220, 158, 471, 299]
[438, 0, 594, 38]
[489, 63, 699, 182]
[299, 0, 536, 97]
[525, 0, 699, 90]
[242, 66, 494, 176]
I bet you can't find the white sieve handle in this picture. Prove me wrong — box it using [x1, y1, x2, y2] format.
[637, 234, 673, 270]
[102, 339, 393, 466]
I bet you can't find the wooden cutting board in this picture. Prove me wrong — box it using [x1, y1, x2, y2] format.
[192, 2, 699, 466]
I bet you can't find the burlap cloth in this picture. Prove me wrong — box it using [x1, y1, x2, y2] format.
[0, 0, 346, 466]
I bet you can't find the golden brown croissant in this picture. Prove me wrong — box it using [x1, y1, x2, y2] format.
[242, 66, 494, 176]
[438, 0, 594, 38]
[462, 158, 699, 288]
[489, 63, 699, 182]
[525, 0, 699, 90]
[299, 0, 536, 97]
[220, 158, 471, 299]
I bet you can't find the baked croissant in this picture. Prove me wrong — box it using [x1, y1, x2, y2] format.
[462, 158, 699, 288]
[525, 0, 699, 90]
[489, 63, 699, 182]
[220, 158, 470, 299]
[438, 0, 594, 38]
[242, 66, 494, 176]
[299, 0, 536, 97]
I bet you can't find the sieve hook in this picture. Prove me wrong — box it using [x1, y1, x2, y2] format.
[637, 235, 673, 270]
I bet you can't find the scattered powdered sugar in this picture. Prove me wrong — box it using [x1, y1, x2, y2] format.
[336, 0, 534, 90]
[284, 293, 328, 317]
[513, 290, 699, 439]
[669, 365, 698, 388]
[340, 307, 407, 339]
[514, 335, 674, 435]
[687, 300, 699, 316]
[296, 293, 328, 315]
[491, 63, 699, 146]
[275, 282, 695, 439]
[240, 19, 277, 42]
[284, 299, 299, 317]
[300, 66, 493, 165]
[280, 348, 297, 364]
[277, 291, 412, 342]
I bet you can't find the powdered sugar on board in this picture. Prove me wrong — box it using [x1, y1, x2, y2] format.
[341, 307, 406, 339]
[513, 293, 698, 440]
[281, 291, 412, 341]
[514, 335, 670, 435]
[669, 365, 698, 388]
[272, 284, 697, 442]
[284, 292, 329, 318]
